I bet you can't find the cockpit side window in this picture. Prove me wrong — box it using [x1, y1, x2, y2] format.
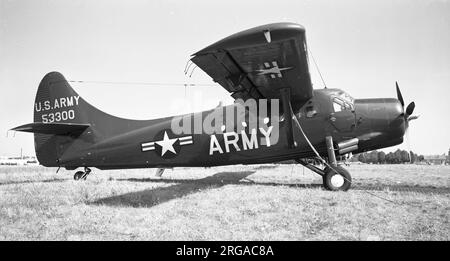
[333, 98, 343, 112]
[333, 97, 353, 112]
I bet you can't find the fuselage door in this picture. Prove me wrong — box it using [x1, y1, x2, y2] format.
[329, 97, 356, 132]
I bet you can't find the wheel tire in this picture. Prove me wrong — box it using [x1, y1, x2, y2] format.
[74, 171, 84, 180]
[323, 165, 351, 191]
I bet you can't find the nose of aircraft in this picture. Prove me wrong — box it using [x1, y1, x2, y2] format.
[355, 98, 406, 139]
[387, 99, 406, 138]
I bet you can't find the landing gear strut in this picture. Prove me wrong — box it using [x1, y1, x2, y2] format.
[323, 136, 352, 191]
[279, 87, 352, 191]
[296, 136, 352, 191]
[74, 167, 91, 180]
[296, 159, 352, 191]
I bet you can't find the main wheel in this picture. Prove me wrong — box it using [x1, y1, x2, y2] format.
[74, 171, 84, 180]
[323, 165, 351, 191]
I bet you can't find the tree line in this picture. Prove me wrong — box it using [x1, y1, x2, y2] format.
[350, 149, 424, 164]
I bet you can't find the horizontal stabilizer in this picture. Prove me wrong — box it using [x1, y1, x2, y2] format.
[11, 122, 90, 135]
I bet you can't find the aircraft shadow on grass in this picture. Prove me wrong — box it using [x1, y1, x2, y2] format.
[92, 170, 323, 208]
[92, 170, 450, 208]
[115, 175, 323, 189]
[92, 171, 260, 208]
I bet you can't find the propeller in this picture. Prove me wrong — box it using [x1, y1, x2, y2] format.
[395, 82, 419, 163]
[395, 81, 418, 122]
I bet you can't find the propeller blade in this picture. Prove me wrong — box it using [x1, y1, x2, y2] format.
[407, 115, 420, 122]
[396, 82, 405, 107]
[405, 102, 415, 116]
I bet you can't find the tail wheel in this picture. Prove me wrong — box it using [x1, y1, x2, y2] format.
[323, 165, 352, 191]
[73, 171, 84, 180]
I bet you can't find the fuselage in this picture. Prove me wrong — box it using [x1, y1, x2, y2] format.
[58, 88, 406, 170]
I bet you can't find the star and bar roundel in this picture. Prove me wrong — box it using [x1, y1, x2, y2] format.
[140, 129, 193, 159]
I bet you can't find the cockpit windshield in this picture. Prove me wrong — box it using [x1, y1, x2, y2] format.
[332, 90, 354, 112]
[336, 90, 354, 105]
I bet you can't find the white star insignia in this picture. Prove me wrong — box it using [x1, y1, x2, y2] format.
[156, 131, 177, 156]
[141, 132, 193, 157]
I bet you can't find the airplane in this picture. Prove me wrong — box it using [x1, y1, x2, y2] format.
[11, 22, 417, 191]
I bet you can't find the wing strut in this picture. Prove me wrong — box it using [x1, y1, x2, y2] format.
[280, 88, 297, 149]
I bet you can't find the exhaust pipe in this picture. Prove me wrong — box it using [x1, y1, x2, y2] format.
[337, 138, 359, 154]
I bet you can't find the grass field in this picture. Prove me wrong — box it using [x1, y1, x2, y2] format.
[0, 164, 448, 240]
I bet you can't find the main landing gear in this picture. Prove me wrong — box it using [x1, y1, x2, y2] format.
[73, 167, 91, 180]
[296, 160, 352, 191]
[281, 87, 352, 191]
[322, 165, 351, 191]
[296, 136, 352, 191]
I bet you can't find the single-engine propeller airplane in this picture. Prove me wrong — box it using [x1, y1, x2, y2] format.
[12, 23, 417, 191]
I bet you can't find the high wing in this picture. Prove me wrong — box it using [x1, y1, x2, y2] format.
[191, 22, 313, 112]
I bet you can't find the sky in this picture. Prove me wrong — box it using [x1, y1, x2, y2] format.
[1, 0, 449, 157]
